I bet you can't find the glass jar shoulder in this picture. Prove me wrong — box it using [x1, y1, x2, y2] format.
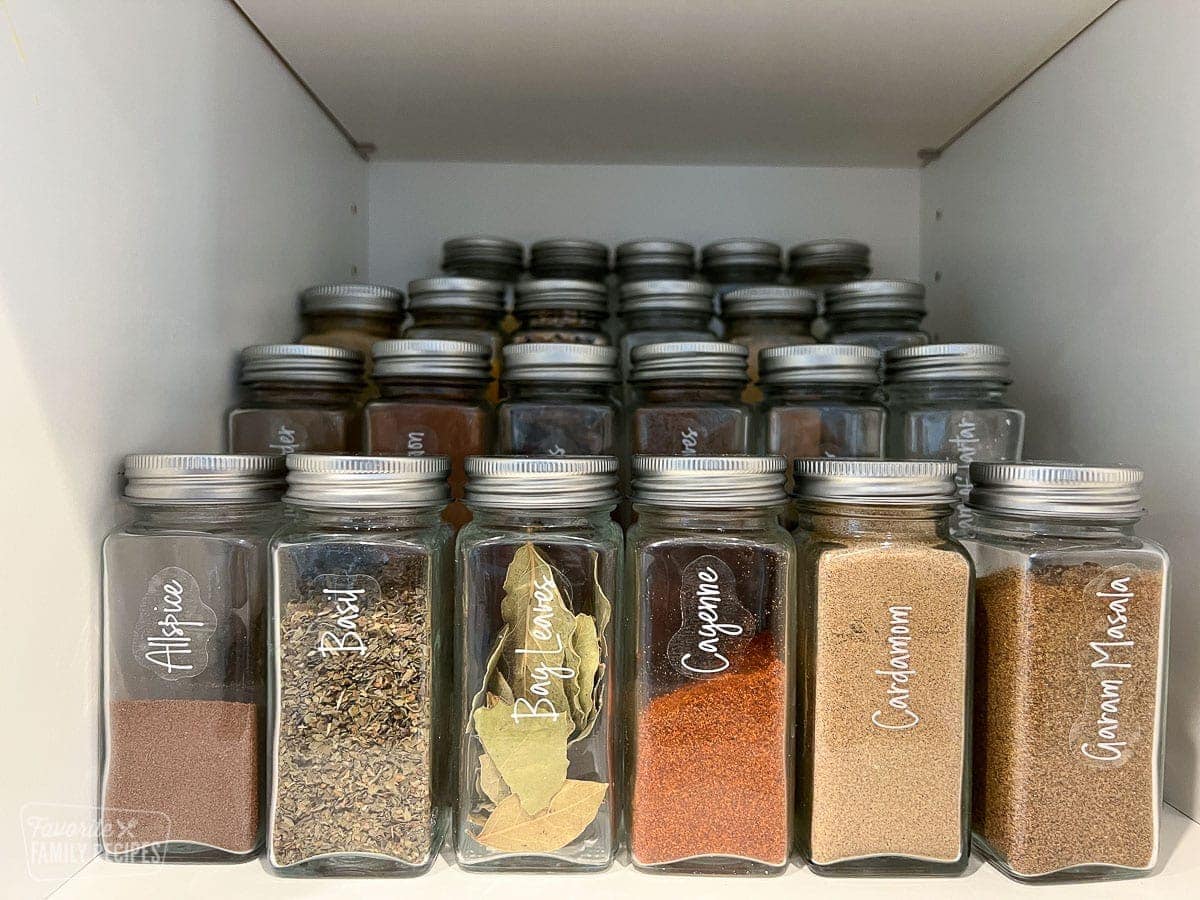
[106, 508, 279, 545]
[629, 515, 794, 554]
[271, 515, 452, 554]
[458, 515, 622, 554]
[963, 529, 1168, 578]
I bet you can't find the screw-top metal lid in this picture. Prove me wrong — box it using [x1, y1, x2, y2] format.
[442, 235, 524, 264]
[502, 343, 619, 384]
[721, 285, 819, 318]
[284, 453, 450, 509]
[618, 279, 713, 314]
[372, 339, 492, 380]
[787, 239, 871, 271]
[632, 455, 787, 508]
[793, 458, 959, 506]
[122, 453, 286, 504]
[630, 340, 748, 383]
[407, 276, 507, 313]
[528, 239, 610, 279]
[514, 279, 609, 314]
[239, 344, 365, 386]
[701, 239, 783, 279]
[967, 462, 1145, 521]
[885, 343, 1011, 383]
[614, 239, 695, 279]
[759, 344, 882, 385]
[300, 283, 404, 317]
[824, 279, 926, 317]
[464, 456, 619, 510]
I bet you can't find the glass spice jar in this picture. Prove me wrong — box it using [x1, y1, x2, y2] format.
[512, 279, 611, 346]
[824, 279, 930, 352]
[721, 286, 819, 403]
[629, 341, 754, 456]
[101, 453, 285, 862]
[625, 455, 795, 874]
[363, 339, 493, 530]
[298, 283, 404, 372]
[617, 279, 716, 379]
[496, 343, 621, 456]
[405, 276, 508, 401]
[614, 239, 695, 282]
[792, 459, 972, 876]
[528, 238, 610, 282]
[962, 463, 1170, 884]
[884, 343, 1025, 537]
[456, 456, 622, 872]
[442, 235, 525, 283]
[700, 238, 783, 290]
[267, 454, 454, 877]
[227, 344, 365, 456]
[787, 239, 872, 288]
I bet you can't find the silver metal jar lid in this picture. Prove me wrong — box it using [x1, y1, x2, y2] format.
[793, 459, 959, 506]
[885, 343, 1011, 383]
[502, 343, 619, 383]
[787, 239, 871, 269]
[407, 276, 507, 313]
[967, 462, 1145, 521]
[632, 455, 787, 508]
[239, 344, 365, 385]
[300, 283, 404, 317]
[629, 341, 749, 383]
[701, 238, 782, 264]
[372, 338, 492, 380]
[759, 344, 882, 385]
[514, 279, 609, 314]
[284, 453, 450, 509]
[464, 456, 620, 510]
[123, 453, 286, 504]
[442, 235, 524, 263]
[529, 238, 608, 261]
[618, 279, 713, 313]
[824, 279, 926, 316]
[616, 239, 695, 259]
[721, 285, 819, 318]
[614, 239, 696, 277]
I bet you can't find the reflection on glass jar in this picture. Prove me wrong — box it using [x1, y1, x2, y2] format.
[456, 457, 622, 872]
[528, 238, 609, 282]
[962, 463, 1169, 884]
[626, 455, 795, 874]
[512, 279, 610, 345]
[297, 284, 404, 380]
[721, 286, 818, 402]
[616, 280, 716, 381]
[405, 277, 507, 402]
[824, 279, 930, 353]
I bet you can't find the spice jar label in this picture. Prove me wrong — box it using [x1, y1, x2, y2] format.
[398, 424, 437, 457]
[307, 574, 380, 657]
[679, 425, 701, 454]
[132, 566, 216, 681]
[268, 420, 307, 455]
[667, 555, 756, 679]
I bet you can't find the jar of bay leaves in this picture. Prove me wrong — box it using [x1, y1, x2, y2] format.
[963, 462, 1170, 883]
[267, 454, 454, 877]
[456, 456, 622, 872]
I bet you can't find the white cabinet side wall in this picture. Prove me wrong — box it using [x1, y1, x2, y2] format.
[920, 0, 1199, 820]
[367, 162, 919, 287]
[0, 1, 366, 891]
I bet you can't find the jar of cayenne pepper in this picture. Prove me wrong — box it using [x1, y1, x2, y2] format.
[626, 455, 795, 875]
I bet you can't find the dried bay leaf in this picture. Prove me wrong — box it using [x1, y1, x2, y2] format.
[478, 753, 510, 805]
[590, 550, 612, 638]
[473, 700, 572, 814]
[476, 779, 609, 853]
[471, 624, 511, 714]
[493, 669, 515, 705]
[571, 614, 600, 729]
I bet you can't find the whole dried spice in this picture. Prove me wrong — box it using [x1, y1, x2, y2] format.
[270, 546, 434, 867]
[973, 563, 1165, 877]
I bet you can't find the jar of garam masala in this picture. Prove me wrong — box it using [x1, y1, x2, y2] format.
[363, 339, 492, 529]
[721, 285, 818, 403]
[228, 344, 365, 455]
[629, 341, 753, 456]
[456, 457, 621, 872]
[496, 343, 621, 456]
[793, 459, 972, 876]
[101, 453, 284, 862]
[512, 279, 611, 346]
[267, 454, 453, 877]
[824, 279, 930, 353]
[963, 462, 1170, 883]
[626, 455, 795, 874]
[298, 283, 404, 367]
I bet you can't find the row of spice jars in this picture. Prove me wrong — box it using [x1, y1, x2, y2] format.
[100, 453, 1169, 880]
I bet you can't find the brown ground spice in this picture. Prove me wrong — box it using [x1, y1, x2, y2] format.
[973, 563, 1165, 877]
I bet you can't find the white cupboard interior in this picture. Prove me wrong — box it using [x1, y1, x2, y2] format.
[2, 0, 1196, 895]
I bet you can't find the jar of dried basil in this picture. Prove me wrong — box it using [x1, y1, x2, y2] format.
[496, 344, 621, 456]
[792, 459, 972, 876]
[614, 239, 695, 282]
[721, 286, 819, 402]
[626, 455, 795, 874]
[528, 238, 610, 282]
[228, 344, 365, 456]
[456, 456, 622, 872]
[787, 239, 871, 288]
[629, 341, 754, 456]
[298, 283, 404, 367]
[962, 463, 1170, 883]
[617, 279, 715, 379]
[824, 279, 930, 353]
[405, 277, 508, 401]
[512, 279, 610, 346]
[101, 453, 285, 862]
[442, 235, 525, 283]
[267, 454, 453, 877]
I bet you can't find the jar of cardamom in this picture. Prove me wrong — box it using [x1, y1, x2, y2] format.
[456, 457, 621, 872]
[101, 454, 285, 862]
[626, 455, 795, 875]
[267, 455, 453, 877]
[793, 459, 972, 876]
[962, 462, 1170, 883]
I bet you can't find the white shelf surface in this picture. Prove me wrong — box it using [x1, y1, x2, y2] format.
[56, 805, 1199, 899]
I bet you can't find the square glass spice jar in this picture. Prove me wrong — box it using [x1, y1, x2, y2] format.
[962, 462, 1170, 883]
[101, 453, 285, 863]
[792, 459, 973, 876]
[511, 279, 611, 346]
[298, 283, 404, 370]
[266, 454, 454, 877]
[616, 280, 716, 380]
[721, 286, 818, 403]
[442, 235, 525, 283]
[405, 276, 508, 401]
[824, 279, 930, 353]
